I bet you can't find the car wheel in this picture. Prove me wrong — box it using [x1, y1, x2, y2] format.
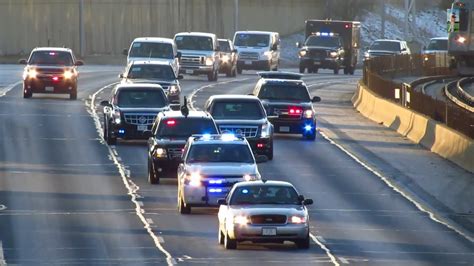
[207, 71, 214, 81]
[70, 85, 77, 100]
[266, 144, 274, 160]
[226, 67, 233, 77]
[299, 65, 305, 73]
[178, 195, 191, 214]
[23, 85, 32, 98]
[218, 229, 224, 245]
[343, 67, 349, 75]
[295, 234, 310, 249]
[105, 122, 117, 145]
[349, 66, 355, 75]
[148, 160, 159, 184]
[237, 67, 242, 74]
[232, 66, 237, 77]
[224, 232, 237, 249]
[304, 131, 316, 141]
[214, 68, 219, 81]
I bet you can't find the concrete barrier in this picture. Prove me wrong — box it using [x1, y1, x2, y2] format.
[0, 0, 323, 56]
[353, 82, 474, 173]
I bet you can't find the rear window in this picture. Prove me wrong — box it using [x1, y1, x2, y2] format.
[186, 144, 254, 163]
[156, 118, 218, 138]
[427, 39, 448, 51]
[129, 42, 174, 59]
[258, 84, 310, 102]
[210, 101, 265, 120]
[29, 51, 73, 66]
[234, 33, 269, 47]
[117, 89, 167, 108]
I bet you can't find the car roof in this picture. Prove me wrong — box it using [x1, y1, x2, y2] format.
[132, 37, 174, 44]
[114, 83, 164, 91]
[130, 60, 173, 66]
[174, 32, 216, 38]
[430, 37, 448, 41]
[189, 134, 248, 145]
[32, 47, 73, 53]
[208, 94, 260, 101]
[234, 180, 295, 187]
[261, 79, 305, 86]
[158, 110, 212, 119]
[234, 31, 277, 35]
[373, 39, 404, 43]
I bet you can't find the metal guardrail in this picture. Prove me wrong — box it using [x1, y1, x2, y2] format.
[455, 77, 474, 107]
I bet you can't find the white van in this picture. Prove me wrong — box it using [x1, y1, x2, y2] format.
[233, 31, 280, 74]
[123, 37, 180, 75]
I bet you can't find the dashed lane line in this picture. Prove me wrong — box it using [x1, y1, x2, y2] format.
[0, 81, 21, 97]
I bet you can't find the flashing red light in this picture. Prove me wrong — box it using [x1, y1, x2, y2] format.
[52, 76, 59, 81]
[49, 52, 56, 56]
[345, 24, 351, 29]
[289, 108, 302, 115]
[257, 143, 264, 148]
[166, 120, 176, 126]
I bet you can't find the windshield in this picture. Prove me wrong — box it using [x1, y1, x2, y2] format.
[218, 41, 231, 52]
[230, 185, 300, 205]
[305, 36, 341, 47]
[258, 84, 310, 101]
[427, 39, 448, 51]
[210, 101, 264, 120]
[129, 42, 174, 59]
[370, 41, 401, 51]
[175, 35, 213, 51]
[156, 118, 218, 138]
[234, 33, 269, 47]
[117, 89, 167, 108]
[186, 144, 254, 163]
[29, 51, 73, 66]
[127, 64, 175, 80]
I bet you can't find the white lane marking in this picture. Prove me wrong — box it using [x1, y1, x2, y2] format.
[315, 235, 326, 243]
[339, 257, 349, 264]
[137, 201, 143, 207]
[0, 240, 5, 265]
[310, 233, 340, 266]
[188, 78, 250, 110]
[88, 83, 176, 265]
[0, 81, 21, 97]
[318, 131, 474, 243]
[146, 218, 154, 224]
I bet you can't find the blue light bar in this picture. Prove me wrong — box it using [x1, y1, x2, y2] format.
[321, 32, 329, 36]
[304, 125, 313, 132]
[209, 179, 223, 184]
[118, 129, 125, 134]
[209, 188, 223, 193]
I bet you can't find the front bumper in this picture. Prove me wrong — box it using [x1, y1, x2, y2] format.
[237, 60, 271, 70]
[179, 65, 213, 75]
[299, 58, 339, 69]
[110, 122, 152, 140]
[270, 118, 316, 134]
[247, 137, 272, 155]
[24, 78, 77, 93]
[152, 158, 181, 176]
[228, 223, 309, 241]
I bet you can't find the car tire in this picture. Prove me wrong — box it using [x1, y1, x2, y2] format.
[70, 85, 77, 100]
[218, 229, 224, 245]
[304, 131, 316, 141]
[224, 232, 237, 249]
[349, 66, 355, 75]
[226, 68, 232, 77]
[237, 67, 242, 74]
[299, 65, 305, 73]
[148, 160, 159, 184]
[295, 234, 310, 249]
[343, 67, 349, 75]
[23, 89, 32, 98]
[178, 195, 191, 214]
[232, 66, 237, 77]
[266, 144, 274, 160]
[105, 122, 117, 145]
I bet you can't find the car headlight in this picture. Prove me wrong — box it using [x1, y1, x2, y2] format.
[330, 51, 338, 57]
[298, 50, 307, 57]
[169, 85, 179, 95]
[289, 215, 306, 224]
[364, 52, 370, 58]
[222, 55, 230, 62]
[23, 68, 37, 79]
[113, 110, 121, 124]
[205, 57, 214, 66]
[304, 109, 313, 119]
[153, 148, 167, 158]
[243, 174, 258, 181]
[186, 172, 202, 187]
[234, 215, 250, 225]
[63, 69, 75, 79]
[261, 123, 271, 138]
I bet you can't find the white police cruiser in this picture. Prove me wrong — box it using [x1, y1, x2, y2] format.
[177, 134, 266, 214]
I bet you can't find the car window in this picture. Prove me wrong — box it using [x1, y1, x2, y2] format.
[230, 185, 300, 205]
[175, 36, 213, 51]
[234, 33, 270, 47]
[129, 42, 174, 59]
[117, 89, 167, 108]
[370, 41, 401, 51]
[156, 118, 218, 138]
[258, 84, 310, 101]
[29, 51, 73, 66]
[186, 144, 254, 163]
[427, 39, 448, 51]
[127, 64, 175, 80]
[218, 41, 231, 52]
[210, 101, 264, 120]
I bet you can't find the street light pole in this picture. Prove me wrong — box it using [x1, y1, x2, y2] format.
[79, 0, 85, 57]
[234, 0, 239, 33]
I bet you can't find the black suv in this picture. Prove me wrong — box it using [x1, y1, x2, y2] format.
[19, 47, 84, 99]
[252, 72, 321, 140]
[147, 103, 219, 184]
[100, 84, 170, 145]
[297, 33, 344, 74]
[204, 95, 274, 160]
[120, 60, 182, 104]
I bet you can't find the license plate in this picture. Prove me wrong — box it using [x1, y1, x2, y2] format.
[279, 126, 290, 132]
[137, 125, 147, 131]
[45, 86, 54, 92]
[185, 70, 193, 74]
[262, 228, 277, 236]
[313, 61, 321, 65]
[244, 60, 252, 65]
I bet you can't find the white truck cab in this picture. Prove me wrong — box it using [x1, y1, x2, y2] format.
[233, 31, 280, 74]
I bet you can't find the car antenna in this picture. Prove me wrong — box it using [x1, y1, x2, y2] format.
[181, 96, 189, 117]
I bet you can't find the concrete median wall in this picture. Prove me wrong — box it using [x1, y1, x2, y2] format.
[352, 83, 474, 173]
[0, 0, 323, 56]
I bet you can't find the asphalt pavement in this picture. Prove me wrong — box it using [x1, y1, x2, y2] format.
[0, 67, 472, 265]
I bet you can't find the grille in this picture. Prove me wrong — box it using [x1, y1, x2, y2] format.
[124, 113, 156, 126]
[369, 52, 395, 57]
[273, 108, 302, 119]
[167, 147, 183, 159]
[308, 50, 326, 58]
[250, 214, 287, 225]
[239, 52, 259, 60]
[181, 56, 204, 66]
[36, 68, 64, 74]
[219, 125, 258, 138]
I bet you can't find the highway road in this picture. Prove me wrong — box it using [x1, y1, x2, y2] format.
[0, 66, 472, 265]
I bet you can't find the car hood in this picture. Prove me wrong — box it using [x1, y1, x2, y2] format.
[127, 57, 174, 65]
[154, 138, 188, 145]
[228, 204, 306, 216]
[118, 107, 169, 113]
[178, 50, 215, 57]
[304, 46, 337, 51]
[214, 119, 267, 126]
[185, 163, 258, 176]
[234, 46, 269, 53]
[367, 49, 399, 55]
[261, 100, 312, 108]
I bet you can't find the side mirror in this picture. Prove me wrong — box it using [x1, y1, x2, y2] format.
[298, 195, 305, 202]
[217, 199, 227, 205]
[296, 42, 302, 48]
[176, 51, 182, 58]
[177, 75, 184, 80]
[75, 60, 84, 66]
[255, 155, 268, 164]
[118, 73, 124, 78]
[303, 199, 313, 205]
[100, 100, 112, 107]
[122, 48, 128, 56]
[312, 96, 321, 103]
[18, 59, 27, 64]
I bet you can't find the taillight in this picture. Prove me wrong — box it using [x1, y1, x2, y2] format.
[52, 76, 59, 82]
[166, 120, 176, 126]
[289, 108, 302, 115]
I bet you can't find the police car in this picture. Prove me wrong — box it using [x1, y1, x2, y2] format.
[177, 134, 266, 214]
[147, 100, 219, 184]
[251, 72, 321, 140]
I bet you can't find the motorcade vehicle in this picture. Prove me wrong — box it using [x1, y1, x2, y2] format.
[252, 72, 321, 140]
[123, 37, 180, 76]
[233, 31, 280, 73]
[447, 0, 474, 75]
[147, 102, 219, 184]
[297, 20, 361, 75]
[100, 84, 170, 145]
[174, 32, 221, 81]
[218, 39, 238, 77]
[119, 60, 182, 104]
[364, 39, 411, 60]
[204, 95, 274, 160]
[177, 134, 265, 214]
[19, 47, 84, 99]
[217, 180, 313, 249]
